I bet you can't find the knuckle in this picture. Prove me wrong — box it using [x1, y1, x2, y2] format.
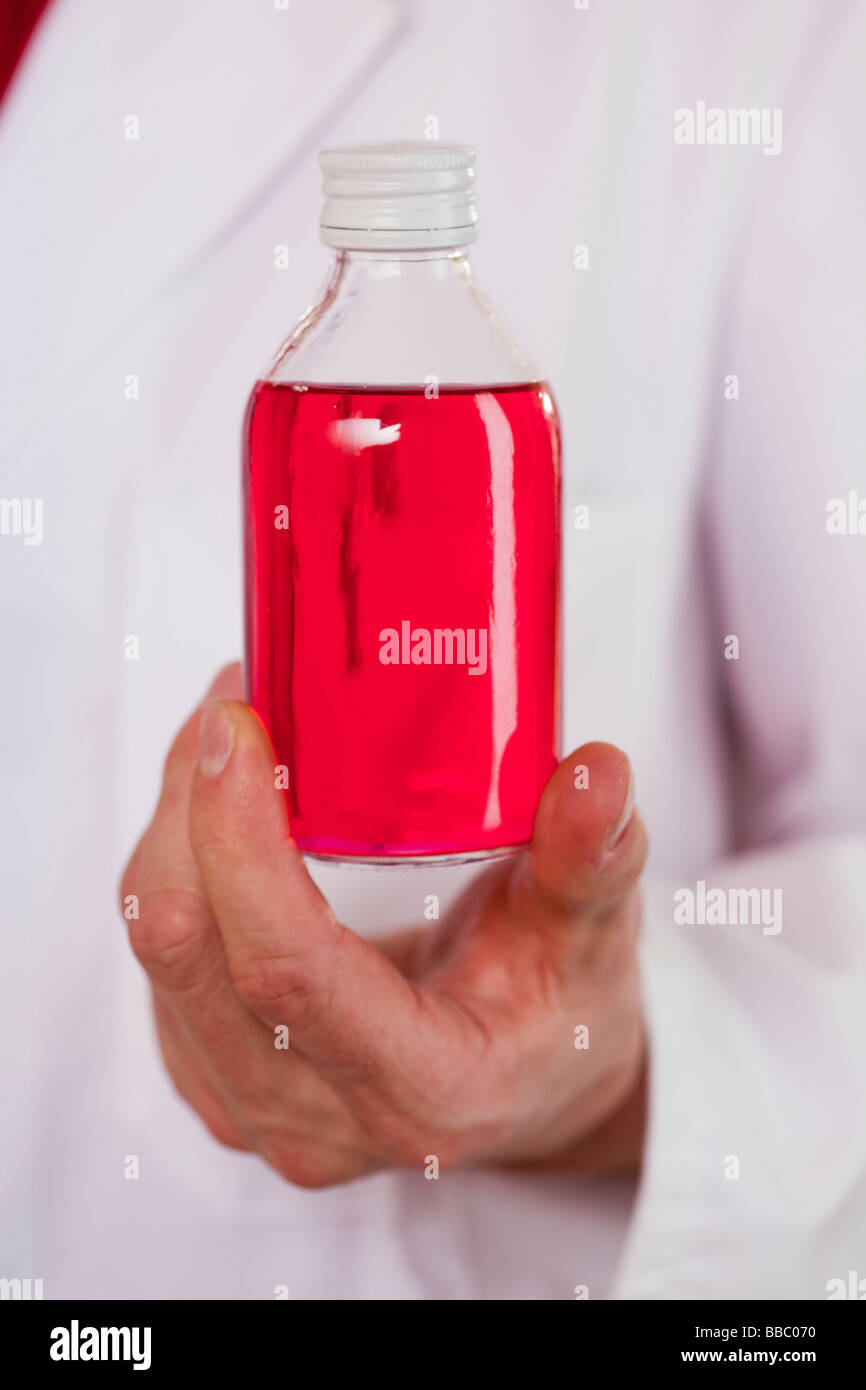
[258, 1138, 339, 1190]
[127, 888, 208, 989]
[230, 951, 328, 1029]
[201, 1111, 250, 1152]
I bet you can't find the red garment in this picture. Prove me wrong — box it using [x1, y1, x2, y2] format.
[0, 0, 52, 106]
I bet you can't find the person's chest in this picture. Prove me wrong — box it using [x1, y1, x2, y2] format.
[0, 0, 794, 898]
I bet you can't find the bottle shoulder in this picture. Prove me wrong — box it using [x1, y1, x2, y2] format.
[262, 252, 538, 388]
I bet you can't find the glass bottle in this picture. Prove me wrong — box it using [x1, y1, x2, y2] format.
[244, 144, 560, 863]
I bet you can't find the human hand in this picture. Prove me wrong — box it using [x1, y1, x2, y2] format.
[121, 664, 647, 1187]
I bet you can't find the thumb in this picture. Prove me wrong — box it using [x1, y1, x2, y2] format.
[525, 741, 647, 921]
[187, 698, 422, 1081]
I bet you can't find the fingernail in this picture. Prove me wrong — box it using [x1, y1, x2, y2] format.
[606, 767, 635, 850]
[198, 701, 234, 778]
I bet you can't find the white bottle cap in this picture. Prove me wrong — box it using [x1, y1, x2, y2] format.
[319, 143, 478, 250]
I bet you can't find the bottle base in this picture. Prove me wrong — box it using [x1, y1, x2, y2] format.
[301, 843, 528, 870]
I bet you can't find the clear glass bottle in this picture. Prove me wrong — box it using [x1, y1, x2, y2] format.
[244, 144, 560, 864]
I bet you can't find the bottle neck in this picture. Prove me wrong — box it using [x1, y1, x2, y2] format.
[329, 246, 473, 286]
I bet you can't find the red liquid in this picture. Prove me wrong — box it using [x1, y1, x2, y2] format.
[244, 382, 560, 860]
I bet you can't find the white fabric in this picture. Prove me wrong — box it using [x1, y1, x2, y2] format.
[1, 0, 865, 1299]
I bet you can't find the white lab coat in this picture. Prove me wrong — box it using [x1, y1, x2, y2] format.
[1, 0, 865, 1299]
